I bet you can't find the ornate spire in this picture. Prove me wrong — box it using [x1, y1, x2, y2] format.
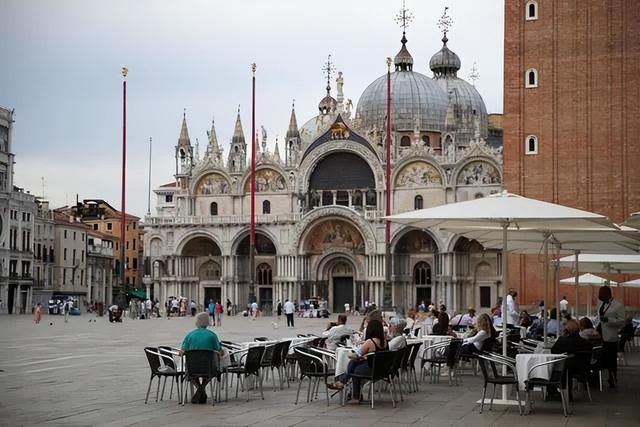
[318, 55, 337, 114]
[273, 136, 282, 163]
[194, 138, 200, 161]
[437, 6, 453, 45]
[393, 0, 414, 71]
[286, 100, 300, 139]
[178, 109, 191, 147]
[468, 62, 480, 86]
[232, 106, 245, 145]
[206, 117, 222, 163]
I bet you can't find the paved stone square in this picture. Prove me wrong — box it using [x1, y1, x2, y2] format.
[1, 313, 639, 427]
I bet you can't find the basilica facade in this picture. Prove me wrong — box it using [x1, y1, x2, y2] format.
[143, 29, 504, 315]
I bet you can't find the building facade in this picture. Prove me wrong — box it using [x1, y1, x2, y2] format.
[53, 211, 89, 306]
[503, 0, 640, 307]
[144, 18, 506, 314]
[0, 106, 36, 314]
[86, 230, 116, 306]
[32, 199, 55, 307]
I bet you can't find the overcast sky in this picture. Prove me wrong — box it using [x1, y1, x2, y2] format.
[1, 0, 504, 219]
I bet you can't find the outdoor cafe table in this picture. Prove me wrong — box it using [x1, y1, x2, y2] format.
[515, 353, 565, 390]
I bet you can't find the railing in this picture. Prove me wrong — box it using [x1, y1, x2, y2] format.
[146, 209, 387, 226]
[87, 244, 114, 256]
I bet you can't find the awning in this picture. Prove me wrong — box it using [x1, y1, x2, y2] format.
[127, 288, 147, 299]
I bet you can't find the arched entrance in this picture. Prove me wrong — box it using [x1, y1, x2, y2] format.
[394, 229, 438, 310]
[180, 235, 222, 311]
[330, 259, 355, 313]
[234, 232, 277, 311]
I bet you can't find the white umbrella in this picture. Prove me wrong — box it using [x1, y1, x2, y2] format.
[559, 274, 618, 316]
[620, 278, 640, 288]
[622, 212, 640, 230]
[557, 254, 640, 274]
[385, 191, 619, 405]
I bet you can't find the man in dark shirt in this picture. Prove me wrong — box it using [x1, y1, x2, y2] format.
[550, 319, 592, 400]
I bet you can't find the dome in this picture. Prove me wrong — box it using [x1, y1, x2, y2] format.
[356, 70, 448, 133]
[436, 77, 488, 140]
[318, 94, 337, 114]
[429, 36, 461, 78]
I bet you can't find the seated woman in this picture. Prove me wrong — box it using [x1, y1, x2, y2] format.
[431, 312, 457, 337]
[578, 317, 602, 343]
[333, 319, 388, 404]
[461, 313, 493, 355]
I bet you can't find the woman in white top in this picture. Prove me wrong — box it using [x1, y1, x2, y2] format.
[461, 313, 493, 355]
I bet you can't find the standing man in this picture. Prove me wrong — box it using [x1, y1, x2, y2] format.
[506, 290, 519, 327]
[208, 299, 215, 324]
[284, 299, 295, 328]
[559, 296, 569, 313]
[145, 299, 152, 319]
[596, 286, 625, 388]
[344, 301, 350, 315]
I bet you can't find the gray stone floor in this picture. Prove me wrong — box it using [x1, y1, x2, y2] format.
[0, 312, 639, 427]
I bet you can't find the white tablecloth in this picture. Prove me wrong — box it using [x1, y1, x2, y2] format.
[515, 353, 564, 390]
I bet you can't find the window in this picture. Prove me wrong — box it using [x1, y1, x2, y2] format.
[256, 263, 272, 285]
[64, 230, 67, 239]
[525, 1, 538, 20]
[133, 222, 136, 229]
[210, 202, 218, 216]
[525, 68, 538, 88]
[525, 135, 538, 155]
[262, 200, 271, 214]
[414, 195, 423, 210]
[422, 135, 430, 146]
[165, 194, 173, 203]
[63, 248, 67, 261]
[73, 231, 76, 240]
[132, 258, 137, 269]
[413, 261, 431, 285]
[400, 135, 411, 147]
[107, 223, 112, 231]
[81, 250, 84, 262]
[480, 286, 492, 308]
[81, 233, 84, 242]
[126, 241, 129, 250]
[93, 224, 98, 230]
[72, 249, 76, 263]
[63, 268, 66, 284]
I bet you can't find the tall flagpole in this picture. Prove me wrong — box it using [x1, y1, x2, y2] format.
[119, 66, 128, 305]
[147, 137, 152, 217]
[249, 63, 256, 304]
[385, 57, 392, 309]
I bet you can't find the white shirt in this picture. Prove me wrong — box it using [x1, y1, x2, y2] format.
[284, 301, 295, 314]
[171, 300, 179, 308]
[506, 295, 519, 325]
[344, 303, 350, 312]
[559, 299, 568, 312]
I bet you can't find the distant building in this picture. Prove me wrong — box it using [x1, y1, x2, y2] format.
[0, 106, 36, 314]
[53, 210, 89, 306]
[86, 230, 116, 306]
[60, 200, 142, 299]
[32, 199, 55, 307]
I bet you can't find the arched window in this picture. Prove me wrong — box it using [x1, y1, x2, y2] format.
[210, 202, 218, 216]
[262, 200, 271, 214]
[400, 135, 411, 147]
[414, 195, 424, 210]
[256, 263, 272, 285]
[413, 261, 431, 285]
[525, 135, 538, 155]
[422, 135, 430, 146]
[525, 1, 538, 20]
[525, 68, 538, 88]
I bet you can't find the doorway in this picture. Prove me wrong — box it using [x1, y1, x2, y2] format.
[333, 277, 354, 313]
[416, 287, 432, 308]
[7, 284, 16, 314]
[203, 287, 221, 309]
[259, 287, 273, 314]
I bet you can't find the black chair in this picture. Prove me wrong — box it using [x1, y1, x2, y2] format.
[588, 346, 604, 392]
[227, 346, 265, 401]
[569, 350, 593, 403]
[294, 347, 336, 406]
[265, 341, 287, 390]
[404, 342, 422, 392]
[182, 350, 221, 406]
[477, 352, 523, 415]
[389, 347, 408, 401]
[446, 339, 464, 385]
[254, 337, 270, 342]
[524, 355, 571, 417]
[279, 340, 292, 388]
[144, 347, 184, 404]
[420, 341, 450, 383]
[157, 346, 185, 402]
[345, 350, 398, 409]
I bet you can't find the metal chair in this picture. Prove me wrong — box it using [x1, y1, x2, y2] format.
[227, 346, 265, 401]
[143, 347, 184, 404]
[420, 341, 450, 384]
[476, 352, 523, 415]
[344, 350, 398, 409]
[181, 350, 221, 406]
[294, 347, 336, 406]
[524, 355, 571, 417]
[157, 346, 185, 403]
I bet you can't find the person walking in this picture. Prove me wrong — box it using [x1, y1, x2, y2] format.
[276, 300, 282, 319]
[63, 300, 70, 323]
[226, 298, 232, 316]
[33, 303, 42, 324]
[214, 301, 223, 326]
[208, 299, 215, 324]
[284, 299, 295, 328]
[251, 301, 258, 320]
[190, 300, 197, 317]
[596, 286, 625, 388]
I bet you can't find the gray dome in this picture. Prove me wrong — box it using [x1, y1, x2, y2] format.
[436, 77, 488, 140]
[356, 70, 448, 133]
[429, 37, 461, 77]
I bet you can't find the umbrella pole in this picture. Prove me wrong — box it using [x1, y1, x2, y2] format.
[501, 222, 509, 401]
[588, 285, 592, 317]
[542, 236, 549, 342]
[574, 251, 580, 317]
[555, 246, 561, 335]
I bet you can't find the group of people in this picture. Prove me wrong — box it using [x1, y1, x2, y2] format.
[128, 299, 157, 319]
[207, 300, 226, 326]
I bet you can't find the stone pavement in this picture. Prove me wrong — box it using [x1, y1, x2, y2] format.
[0, 312, 639, 427]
